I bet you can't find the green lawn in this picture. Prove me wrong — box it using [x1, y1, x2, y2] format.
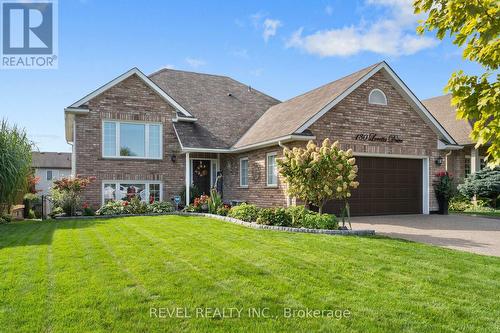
[0, 216, 499, 332]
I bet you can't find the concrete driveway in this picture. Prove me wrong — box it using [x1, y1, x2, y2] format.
[351, 214, 500, 257]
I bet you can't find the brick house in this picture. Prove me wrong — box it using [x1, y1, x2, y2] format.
[64, 61, 461, 215]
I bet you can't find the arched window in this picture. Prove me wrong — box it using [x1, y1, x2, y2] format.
[368, 89, 387, 105]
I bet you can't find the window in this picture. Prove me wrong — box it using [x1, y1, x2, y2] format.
[102, 181, 162, 204]
[103, 121, 162, 159]
[240, 158, 248, 187]
[465, 157, 471, 176]
[368, 89, 387, 105]
[46, 170, 53, 181]
[266, 152, 278, 187]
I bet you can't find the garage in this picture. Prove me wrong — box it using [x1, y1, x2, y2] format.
[324, 156, 423, 216]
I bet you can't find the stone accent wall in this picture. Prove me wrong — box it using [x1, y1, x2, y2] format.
[74, 74, 185, 208]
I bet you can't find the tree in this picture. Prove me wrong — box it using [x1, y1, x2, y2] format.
[0, 119, 33, 214]
[414, 0, 499, 166]
[278, 139, 359, 224]
[458, 167, 500, 207]
[50, 176, 95, 216]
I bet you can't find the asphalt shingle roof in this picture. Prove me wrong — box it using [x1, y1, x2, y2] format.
[422, 94, 473, 145]
[32, 152, 71, 169]
[149, 69, 280, 149]
[234, 63, 380, 148]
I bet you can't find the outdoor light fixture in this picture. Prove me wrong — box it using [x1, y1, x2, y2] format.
[171, 154, 177, 163]
[435, 156, 444, 166]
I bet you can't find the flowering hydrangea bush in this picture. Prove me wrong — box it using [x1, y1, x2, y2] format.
[278, 139, 359, 215]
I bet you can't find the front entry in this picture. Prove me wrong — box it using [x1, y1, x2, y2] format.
[192, 159, 212, 195]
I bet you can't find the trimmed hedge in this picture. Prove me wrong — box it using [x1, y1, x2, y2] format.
[227, 203, 259, 222]
[240, 204, 338, 230]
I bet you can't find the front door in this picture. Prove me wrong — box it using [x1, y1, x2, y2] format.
[192, 159, 212, 195]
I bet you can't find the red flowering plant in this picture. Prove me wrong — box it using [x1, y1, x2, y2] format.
[50, 175, 95, 216]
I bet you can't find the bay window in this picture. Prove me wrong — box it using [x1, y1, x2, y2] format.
[102, 181, 162, 204]
[103, 121, 162, 159]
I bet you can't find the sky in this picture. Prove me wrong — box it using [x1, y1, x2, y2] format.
[0, 0, 482, 152]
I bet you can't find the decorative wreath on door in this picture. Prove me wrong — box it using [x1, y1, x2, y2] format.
[195, 161, 209, 177]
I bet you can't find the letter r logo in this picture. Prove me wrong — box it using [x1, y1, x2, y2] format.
[2, 2, 53, 54]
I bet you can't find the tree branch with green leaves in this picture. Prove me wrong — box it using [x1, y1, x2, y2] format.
[414, 0, 499, 166]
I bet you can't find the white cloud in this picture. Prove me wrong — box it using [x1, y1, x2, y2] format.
[286, 0, 438, 57]
[325, 5, 333, 16]
[185, 57, 206, 68]
[250, 12, 282, 42]
[263, 19, 282, 42]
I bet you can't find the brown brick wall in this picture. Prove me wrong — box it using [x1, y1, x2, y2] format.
[223, 72, 446, 211]
[74, 74, 185, 209]
[221, 146, 289, 208]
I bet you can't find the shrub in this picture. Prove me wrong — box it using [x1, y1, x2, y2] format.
[216, 205, 230, 216]
[458, 167, 500, 207]
[286, 205, 309, 227]
[125, 197, 147, 214]
[50, 176, 95, 216]
[146, 201, 174, 213]
[82, 202, 95, 216]
[449, 195, 472, 212]
[256, 208, 292, 226]
[278, 139, 359, 220]
[302, 213, 338, 230]
[96, 201, 126, 215]
[184, 204, 201, 213]
[256, 208, 275, 225]
[0, 214, 12, 224]
[49, 206, 64, 218]
[228, 203, 259, 222]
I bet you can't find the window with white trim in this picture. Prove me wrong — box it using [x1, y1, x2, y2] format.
[103, 121, 162, 159]
[368, 89, 387, 105]
[46, 170, 53, 181]
[240, 157, 248, 187]
[266, 152, 278, 187]
[102, 181, 162, 204]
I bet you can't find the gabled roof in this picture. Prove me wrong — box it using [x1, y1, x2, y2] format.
[235, 61, 456, 148]
[422, 94, 474, 145]
[32, 152, 71, 169]
[149, 68, 280, 149]
[67, 67, 192, 117]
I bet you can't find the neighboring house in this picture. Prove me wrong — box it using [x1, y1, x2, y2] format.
[64, 61, 458, 216]
[423, 94, 488, 180]
[31, 152, 72, 194]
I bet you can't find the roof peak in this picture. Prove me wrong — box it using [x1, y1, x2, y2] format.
[149, 67, 231, 79]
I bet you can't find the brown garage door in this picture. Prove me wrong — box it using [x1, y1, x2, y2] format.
[324, 157, 422, 216]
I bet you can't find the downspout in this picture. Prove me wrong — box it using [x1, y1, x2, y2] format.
[444, 150, 452, 171]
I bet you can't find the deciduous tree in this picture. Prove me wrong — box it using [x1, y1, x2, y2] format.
[414, 0, 499, 166]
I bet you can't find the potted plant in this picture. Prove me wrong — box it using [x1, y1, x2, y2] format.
[434, 171, 454, 215]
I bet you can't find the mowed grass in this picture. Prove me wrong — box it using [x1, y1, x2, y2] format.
[0, 216, 499, 333]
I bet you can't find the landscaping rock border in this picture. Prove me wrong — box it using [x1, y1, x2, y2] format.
[56, 212, 375, 236]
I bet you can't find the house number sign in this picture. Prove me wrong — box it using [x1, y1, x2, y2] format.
[354, 133, 403, 143]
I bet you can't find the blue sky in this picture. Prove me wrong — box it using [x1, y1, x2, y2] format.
[0, 0, 481, 152]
